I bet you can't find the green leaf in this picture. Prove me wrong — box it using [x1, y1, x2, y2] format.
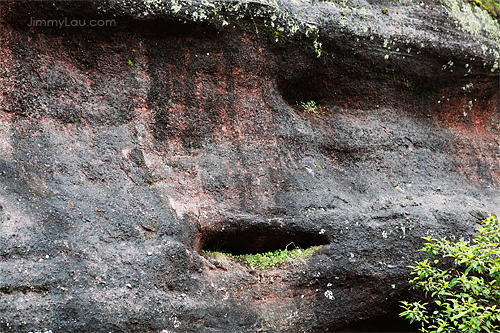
[450, 312, 467, 321]
[400, 215, 500, 332]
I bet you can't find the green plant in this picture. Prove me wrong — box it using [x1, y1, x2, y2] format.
[134, 155, 155, 185]
[202, 245, 322, 270]
[400, 215, 500, 333]
[241, 246, 321, 269]
[468, 0, 500, 21]
[126, 59, 134, 66]
[402, 78, 428, 94]
[296, 100, 324, 114]
[484, 0, 500, 19]
[274, 30, 286, 43]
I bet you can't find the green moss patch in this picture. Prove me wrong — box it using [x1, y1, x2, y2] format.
[202, 245, 322, 270]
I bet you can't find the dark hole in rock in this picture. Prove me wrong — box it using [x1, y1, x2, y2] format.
[199, 225, 330, 255]
[277, 70, 330, 107]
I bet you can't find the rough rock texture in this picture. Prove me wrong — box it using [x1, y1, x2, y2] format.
[0, 0, 499, 332]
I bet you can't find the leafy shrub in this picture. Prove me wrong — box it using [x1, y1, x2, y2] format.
[400, 215, 500, 333]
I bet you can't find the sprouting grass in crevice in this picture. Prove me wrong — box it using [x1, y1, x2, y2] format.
[202, 245, 322, 270]
[240, 245, 322, 269]
[296, 100, 327, 115]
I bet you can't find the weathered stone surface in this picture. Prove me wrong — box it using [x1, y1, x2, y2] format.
[0, 0, 499, 332]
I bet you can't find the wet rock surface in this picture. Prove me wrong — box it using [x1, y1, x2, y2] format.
[0, 0, 499, 332]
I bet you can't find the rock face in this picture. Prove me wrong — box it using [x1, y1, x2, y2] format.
[0, 0, 499, 331]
